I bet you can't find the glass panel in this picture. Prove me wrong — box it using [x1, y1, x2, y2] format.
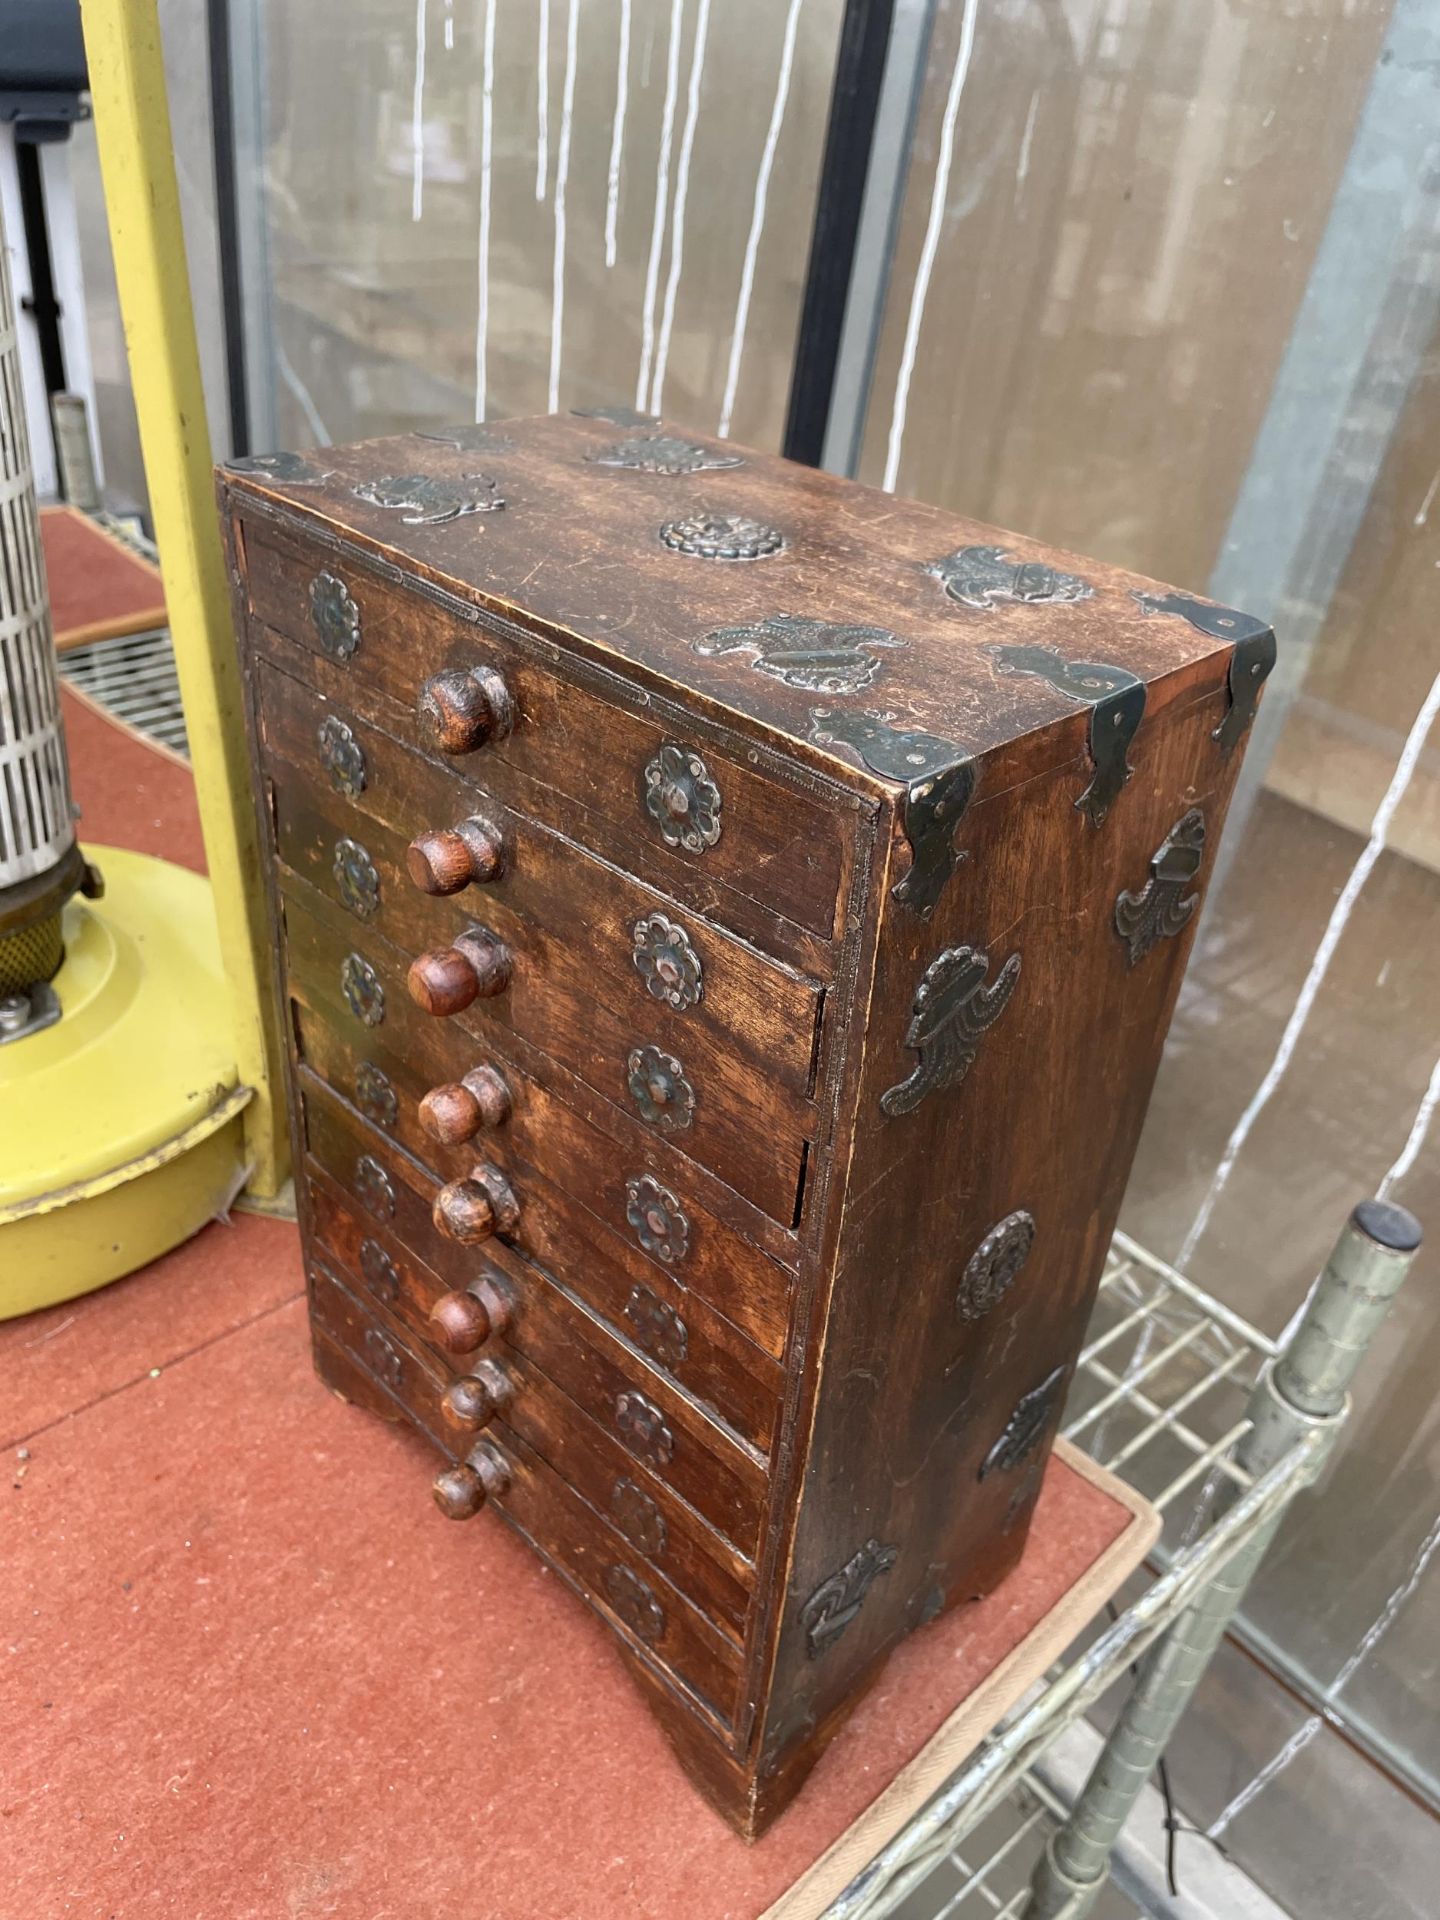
[236, 0, 843, 452]
[855, 0, 1440, 1838]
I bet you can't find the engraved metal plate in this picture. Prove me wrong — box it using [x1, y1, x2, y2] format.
[416, 423, 516, 452]
[362, 1326, 404, 1392]
[610, 1478, 667, 1558]
[625, 1286, 689, 1371]
[881, 945, 1021, 1119]
[589, 433, 743, 474]
[333, 837, 380, 919]
[801, 1539, 899, 1659]
[604, 1564, 666, 1644]
[354, 1061, 398, 1131]
[224, 449, 330, 485]
[632, 913, 703, 1010]
[626, 1046, 695, 1133]
[1132, 589, 1277, 752]
[341, 953, 385, 1027]
[614, 1390, 674, 1466]
[957, 1210, 1035, 1321]
[990, 643, 1146, 827]
[317, 714, 366, 796]
[660, 511, 784, 560]
[810, 708, 974, 916]
[926, 544, 1093, 610]
[353, 472, 504, 526]
[625, 1174, 689, 1265]
[354, 1154, 395, 1220]
[1114, 808, 1206, 966]
[642, 742, 722, 853]
[979, 1364, 1067, 1479]
[696, 613, 902, 693]
[359, 1237, 401, 1302]
[309, 571, 360, 662]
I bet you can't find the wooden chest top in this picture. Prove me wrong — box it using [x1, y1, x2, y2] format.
[222, 412, 1263, 795]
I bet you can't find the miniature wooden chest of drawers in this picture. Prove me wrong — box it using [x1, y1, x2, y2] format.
[219, 413, 1273, 1836]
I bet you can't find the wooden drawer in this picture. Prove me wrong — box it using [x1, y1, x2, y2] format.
[306, 1172, 756, 1639]
[240, 520, 850, 945]
[275, 848, 813, 1231]
[308, 1260, 745, 1728]
[281, 896, 794, 1352]
[299, 1075, 769, 1558]
[294, 997, 787, 1447]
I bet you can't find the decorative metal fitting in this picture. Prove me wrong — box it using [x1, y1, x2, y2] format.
[604, 1563, 666, 1644]
[1131, 590, 1277, 755]
[416, 423, 515, 452]
[626, 1046, 696, 1133]
[353, 1154, 396, 1220]
[333, 837, 380, 919]
[881, 944, 1021, 1119]
[354, 1061, 398, 1130]
[341, 952, 385, 1027]
[660, 511, 784, 560]
[363, 1325, 405, 1392]
[359, 1236, 401, 1302]
[625, 1174, 689, 1265]
[979, 1363, 1067, 1479]
[989, 643, 1145, 827]
[610, 1478, 667, 1558]
[614, 1389, 674, 1466]
[801, 1538, 899, 1659]
[353, 472, 504, 526]
[225, 449, 330, 486]
[589, 433, 743, 474]
[642, 742, 722, 854]
[625, 1286, 689, 1371]
[957, 1210, 1035, 1321]
[309, 571, 361, 662]
[317, 714, 366, 796]
[1114, 807, 1206, 966]
[810, 708, 974, 917]
[696, 613, 903, 693]
[632, 913, 703, 1010]
[926, 544, 1093, 610]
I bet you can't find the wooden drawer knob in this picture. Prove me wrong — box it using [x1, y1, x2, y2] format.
[406, 816, 507, 894]
[440, 1357, 514, 1432]
[428, 1272, 514, 1353]
[420, 1065, 512, 1144]
[418, 665, 514, 755]
[432, 1438, 510, 1520]
[407, 928, 512, 1016]
[432, 1163, 520, 1245]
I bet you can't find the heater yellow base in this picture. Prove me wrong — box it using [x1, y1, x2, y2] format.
[0, 845, 252, 1319]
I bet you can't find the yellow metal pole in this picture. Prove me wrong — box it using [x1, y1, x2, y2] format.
[79, 0, 287, 1194]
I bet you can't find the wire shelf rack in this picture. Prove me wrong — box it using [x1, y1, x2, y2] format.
[59, 625, 189, 757]
[827, 1231, 1318, 1920]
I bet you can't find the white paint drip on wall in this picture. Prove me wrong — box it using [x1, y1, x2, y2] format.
[1015, 88, 1039, 192]
[443, 0, 453, 54]
[605, 0, 633, 269]
[411, 0, 427, 223]
[1209, 1509, 1440, 1837]
[716, 0, 805, 439]
[549, 0, 579, 413]
[881, 0, 980, 492]
[636, 0, 684, 411]
[474, 0, 496, 420]
[274, 337, 331, 446]
[1175, 666, 1440, 1272]
[535, 0, 551, 203]
[1379, 1049, 1440, 1198]
[650, 0, 711, 414]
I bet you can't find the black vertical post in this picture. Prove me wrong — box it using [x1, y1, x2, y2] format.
[781, 0, 895, 468]
[207, 0, 251, 457]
